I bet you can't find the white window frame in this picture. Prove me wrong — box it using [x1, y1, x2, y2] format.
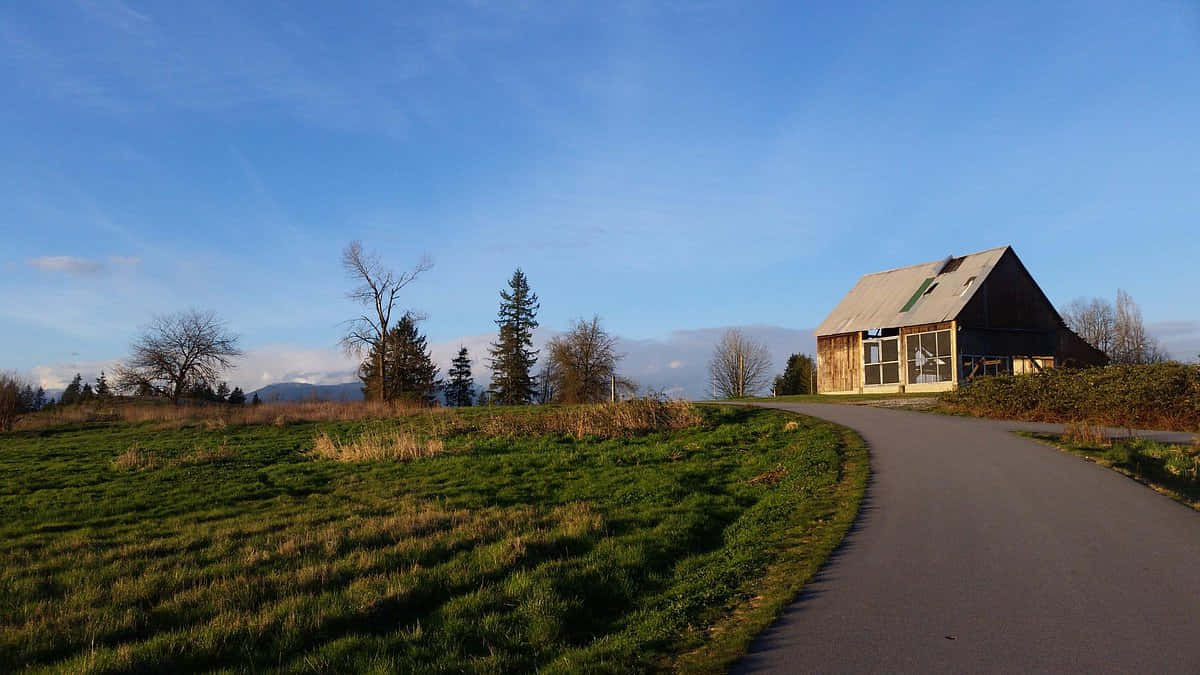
[906, 329, 953, 384]
[863, 336, 901, 386]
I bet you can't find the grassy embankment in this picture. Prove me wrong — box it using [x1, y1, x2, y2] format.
[0, 400, 866, 673]
[1025, 426, 1200, 510]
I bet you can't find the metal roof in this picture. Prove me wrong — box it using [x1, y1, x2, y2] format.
[815, 246, 1010, 336]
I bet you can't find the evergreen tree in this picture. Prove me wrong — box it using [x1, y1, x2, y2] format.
[189, 382, 216, 401]
[227, 387, 246, 405]
[445, 346, 474, 407]
[80, 383, 95, 402]
[773, 353, 816, 396]
[215, 381, 230, 402]
[487, 268, 540, 405]
[359, 313, 440, 404]
[61, 374, 84, 405]
[251, 392, 262, 406]
[18, 385, 36, 412]
[95, 371, 111, 399]
[33, 387, 46, 411]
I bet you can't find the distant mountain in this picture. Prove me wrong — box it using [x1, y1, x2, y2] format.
[248, 382, 363, 403]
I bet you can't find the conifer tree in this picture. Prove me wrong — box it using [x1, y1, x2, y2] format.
[80, 383, 95, 402]
[227, 387, 246, 405]
[773, 353, 816, 396]
[487, 269, 540, 405]
[445, 346, 474, 407]
[251, 392, 262, 406]
[61, 374, 83, 405]
[34, 387, 46, 410]
[215, 381, 230, 402]
[359, 313, 440, 404]
[95, 371, 111, 399]
[18, 385, 35, 412]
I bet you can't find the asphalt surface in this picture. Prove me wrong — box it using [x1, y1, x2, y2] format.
[733, 403, 1200, 674]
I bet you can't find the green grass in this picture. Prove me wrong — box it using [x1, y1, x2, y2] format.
[1024, 432, 1200, 510]
[0, 404, 866, 673]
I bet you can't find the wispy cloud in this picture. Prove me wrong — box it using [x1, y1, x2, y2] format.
[27, 256, 105, 277]
[26, 255, 140, 277]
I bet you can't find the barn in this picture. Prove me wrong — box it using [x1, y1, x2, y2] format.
[814, 245, 1106, 394]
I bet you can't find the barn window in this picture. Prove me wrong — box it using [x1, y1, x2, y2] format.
[906, 329, 953, 384]
[863, 336, 900, 386]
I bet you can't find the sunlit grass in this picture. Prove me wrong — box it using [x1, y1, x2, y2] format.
[0, 403, 865, 672]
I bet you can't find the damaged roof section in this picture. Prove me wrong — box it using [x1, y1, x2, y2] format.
[815, 245, 1009, 336]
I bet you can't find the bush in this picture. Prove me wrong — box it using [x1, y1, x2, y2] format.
[941, 363, 1200, 431]
[0, 373, 31, 432]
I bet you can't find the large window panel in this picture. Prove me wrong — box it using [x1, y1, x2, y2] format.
[906, 329, 953, 384]
[863, 336, 900, 386]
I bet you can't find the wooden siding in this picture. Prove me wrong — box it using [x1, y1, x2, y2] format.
[956, 248, 1060, 331]
[818, 333, 860, 393]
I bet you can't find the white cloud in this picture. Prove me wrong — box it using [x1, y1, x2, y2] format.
[27, 255, 105, 277]
[1149, 320, 1200, 362]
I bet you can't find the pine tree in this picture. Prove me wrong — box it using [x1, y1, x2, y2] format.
[61, 374, 84, 405]
[34, 387, 46, 411]
[95, 371, 111, 399]
[18, 385, 35, 412]
[445, 346, 474, 407]
[773, 353, 816, 396]
[359, 313, 440, 404]
[488, 268, 540, 405]
[215, 382, 230, 402]
[251, 392, 262, 406]
[227, 387, 246, 405]
[80, 383, 95, 402]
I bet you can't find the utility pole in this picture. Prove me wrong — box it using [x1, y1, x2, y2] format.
[737, 352, 744, 398]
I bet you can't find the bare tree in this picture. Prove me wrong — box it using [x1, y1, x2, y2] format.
[114, 310, 243, 403]
[1113, 289, 1167, 364]
[339, 241, 432, 402]
[1061, 297, 1115, 356]
[0, 372, 31, 432]
[709, 328, 772, 398]
[1063, 290, 1166, 364]
[545, 316, 635, 403]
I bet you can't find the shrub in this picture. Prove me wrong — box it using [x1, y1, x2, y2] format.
[941, 363, 1200, 431]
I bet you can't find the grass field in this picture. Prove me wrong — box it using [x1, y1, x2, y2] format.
[0, 402, 866, 673]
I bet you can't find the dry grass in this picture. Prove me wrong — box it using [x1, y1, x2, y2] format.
[15, 398, 435, 431]
[13, 398, 705, 441]
[747, 465, 789, 486]
[1062, 421, 1110, 447]
[310, 430, 446, 462]
[475, 399, 705, 439]
[112, 439, 237, 471]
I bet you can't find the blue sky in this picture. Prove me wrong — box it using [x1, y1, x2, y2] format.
[2, 0, 1198, 394]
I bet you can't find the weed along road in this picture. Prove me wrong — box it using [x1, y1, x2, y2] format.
[734, 402, 1200, 674]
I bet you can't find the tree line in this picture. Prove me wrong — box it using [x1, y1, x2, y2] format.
[1061, 289, 1168, 364]
[339, 241, 634, 407]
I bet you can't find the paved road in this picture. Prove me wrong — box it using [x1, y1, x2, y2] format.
[734, 403, 1200, 674]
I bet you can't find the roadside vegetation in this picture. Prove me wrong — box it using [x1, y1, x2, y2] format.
[0, 402, 866, 673]
[1027, 424, 1200, 509]
[941, 363, 1200, 432]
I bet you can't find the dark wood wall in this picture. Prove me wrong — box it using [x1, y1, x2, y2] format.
[817, 333, 860, 393]
[957, 249, 1060, 332]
